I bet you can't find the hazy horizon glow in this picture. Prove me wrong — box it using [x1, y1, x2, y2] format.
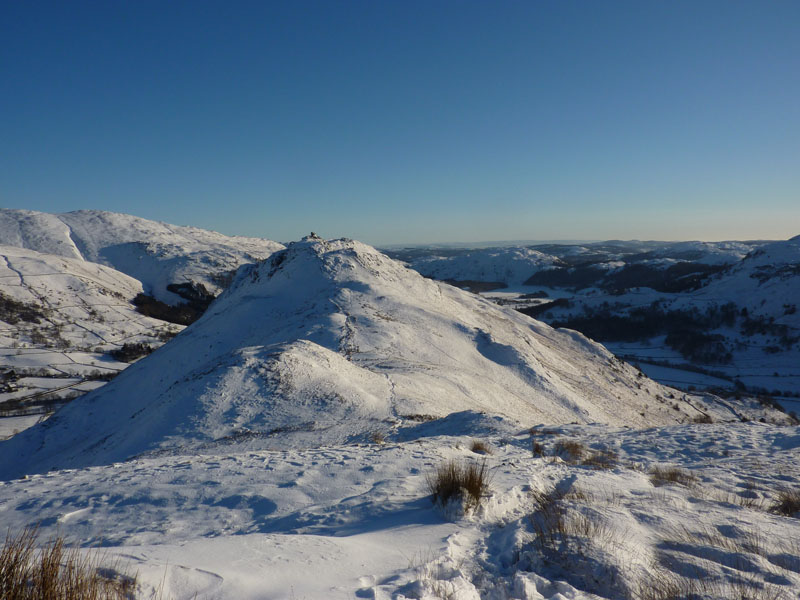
[2, 1, 798, 246]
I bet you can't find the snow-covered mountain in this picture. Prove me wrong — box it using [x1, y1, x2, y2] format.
[1, 236, 797, 600]
[394, 237, 799, 397]
[695, 235, 800, 319]
[405, 246, 560, 287]
[0, 236, 717, 478]
[0, 209, 284, 303]
[392, 240, 760, 289]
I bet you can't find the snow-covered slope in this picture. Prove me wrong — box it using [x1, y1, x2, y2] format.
[0, 244, 179, 355]
[0, 209, 284, 303]
[652, 240, 755, 265]
[0, 244, 181, 406]
[697, 235, 800, 321]
[0, 236, 711, 478]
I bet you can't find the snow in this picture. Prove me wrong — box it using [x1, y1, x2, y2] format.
[0, 209, 284, 302]
[0, 244, 177, 416]
[0, 421, 798, 599]
[0, 232, 798, 599]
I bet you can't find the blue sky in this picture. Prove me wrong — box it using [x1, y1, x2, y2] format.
[2, 1, 798, 245]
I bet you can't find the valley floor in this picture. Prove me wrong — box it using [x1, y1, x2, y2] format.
[2, 418, 800, 599]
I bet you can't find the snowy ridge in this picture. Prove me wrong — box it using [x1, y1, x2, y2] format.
[0, 236, 709, 478]
[399, 240, 759, 287]
[0, 209, 284, 302]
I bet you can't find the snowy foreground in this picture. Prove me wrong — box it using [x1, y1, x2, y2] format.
[2, 419, 799, 599]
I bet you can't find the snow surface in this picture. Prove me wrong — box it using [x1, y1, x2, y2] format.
[1, 420, 798, 599]
[0, 244, 178, 406]
[0, 209, 284, 302]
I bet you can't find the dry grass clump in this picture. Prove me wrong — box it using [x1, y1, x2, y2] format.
[426, 459, 490, 512]
[649, 465, 697, 487]
[581, 448, 618, 470]
[469, 439, 491, 455]
[553, 439, 586, 463]
[529, 486, 615, 552]
[531, 440, 544, 456]
[541, 438, 617, 469]
[369, 430, 386, 445]
[634, 569, 789, 600]
[692, 413, 714, 424]
[770, 489, 800, 517]
[0, 526, 135, 600]
[529, 427, 560, 436]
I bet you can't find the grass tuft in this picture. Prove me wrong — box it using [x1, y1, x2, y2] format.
[0, 526, 135, 600]
[426, 459, 490, 513]
[369, 431, 386, 445]
[771, 489, 800, 517]
[649, 465, 697, 487]
[692, 413, 714, 424]
[469, 440, 491, 455]
[553, 439, 586, 463]
[581, 448, 618, 470]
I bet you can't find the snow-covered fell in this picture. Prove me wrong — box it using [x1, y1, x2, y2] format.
[687, 235, 800, 328]
[0, 236, 712, 478]
[408, 247, 560, 286]
[0, 209, 284, 303]
[0, 244, 181, 408]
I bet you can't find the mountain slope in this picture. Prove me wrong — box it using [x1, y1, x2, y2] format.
[0, 236, 711, 479]
[0, 244, 179, 352]
[0, 244, 182, 412]
[0, 209, 284, 303]
[695, 235, 800, 320]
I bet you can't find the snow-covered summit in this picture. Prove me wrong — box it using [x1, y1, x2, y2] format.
[0, 209, 284, 302]
[0, 236, 705, 478]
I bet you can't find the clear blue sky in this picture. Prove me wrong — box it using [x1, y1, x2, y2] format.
[2, 1, 798, 245]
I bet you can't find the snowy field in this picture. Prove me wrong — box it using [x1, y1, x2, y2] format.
[1, 419, 799, 599]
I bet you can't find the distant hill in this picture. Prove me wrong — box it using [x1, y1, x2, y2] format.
[0, 209, 284, 303]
